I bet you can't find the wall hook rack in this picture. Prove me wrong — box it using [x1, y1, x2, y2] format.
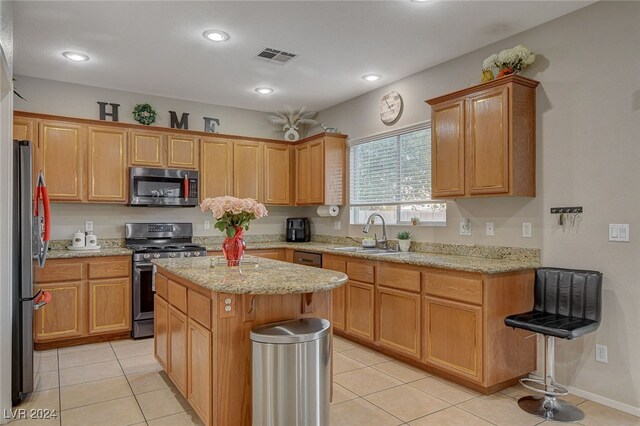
[550, 207, 583, 214]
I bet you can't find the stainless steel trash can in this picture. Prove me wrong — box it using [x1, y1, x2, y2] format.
[251, 318, 331, 426]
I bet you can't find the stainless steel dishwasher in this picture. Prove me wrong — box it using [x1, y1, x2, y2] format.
[292, 250, 322, 268]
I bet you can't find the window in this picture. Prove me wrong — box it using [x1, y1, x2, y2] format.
[349, 125, 446, 225]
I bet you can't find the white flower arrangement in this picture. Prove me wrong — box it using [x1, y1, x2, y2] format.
[269, 107, 318, 131]
[482, 45, 536, 78]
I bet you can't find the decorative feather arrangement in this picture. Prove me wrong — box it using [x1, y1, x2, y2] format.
[269, 107, 318, 131]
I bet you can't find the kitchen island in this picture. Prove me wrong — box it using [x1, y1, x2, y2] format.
[151, 256, 348, 426]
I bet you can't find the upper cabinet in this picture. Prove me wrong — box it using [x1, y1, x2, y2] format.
[14, 117, 37, 142]
[200, 137, 233, 200]
[167, 134, 199, 169]
[426, 75, 539, 199]
[295, 134, 346, 205]
[263, 143, 291, 205]
[39, 120, 87, 202]
[87, 126, 128, 203]
[129, 129, 164, 167]
[233, 140, 263, 201]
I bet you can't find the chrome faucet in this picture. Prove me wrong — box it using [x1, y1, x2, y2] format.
[363, 213, 388, 250]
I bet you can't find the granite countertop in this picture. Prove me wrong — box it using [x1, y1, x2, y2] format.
[47, 247, 134, 259]
[152, 257, 348, 295]
[207, 242, 540, 274]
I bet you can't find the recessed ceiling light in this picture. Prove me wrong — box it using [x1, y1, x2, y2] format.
[203, 30, 230, 42]
[62, 51, 89, 62]
[411, 0, 431, 2]
[362, 74, 382, 82]
[255, 87, 274, 94]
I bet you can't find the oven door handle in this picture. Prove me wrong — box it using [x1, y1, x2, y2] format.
[151, 265, 157, 292]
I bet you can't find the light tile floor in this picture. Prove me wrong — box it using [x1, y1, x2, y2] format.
[13, 335, 640, 426]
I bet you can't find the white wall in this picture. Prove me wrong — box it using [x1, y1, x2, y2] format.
[316, 1, 640, 413]
[0, 0, 13, 421]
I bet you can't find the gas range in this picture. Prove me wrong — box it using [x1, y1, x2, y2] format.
[125, 222, 207, 339]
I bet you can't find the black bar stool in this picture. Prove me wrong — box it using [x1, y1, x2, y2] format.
[505, 267, 602, 422]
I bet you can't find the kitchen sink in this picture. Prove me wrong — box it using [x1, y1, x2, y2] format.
[331, 247, 403, 256]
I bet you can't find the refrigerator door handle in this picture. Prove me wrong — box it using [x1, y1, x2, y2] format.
[34, 171, 50, 268]
[20, 288, 42, 302]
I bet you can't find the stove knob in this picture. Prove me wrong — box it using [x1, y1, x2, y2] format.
[184, 252, 191, 257]
[153, 253, 161, 259]
[143, 254, 151, 260]
[169, 253, 177, 258]
[193, 252, 201, 257]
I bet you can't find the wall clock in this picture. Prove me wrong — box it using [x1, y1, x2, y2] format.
[380, 91, 403, 125]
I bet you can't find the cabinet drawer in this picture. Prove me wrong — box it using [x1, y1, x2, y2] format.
[155, 273, 169, 300]
[88, 259, 130, 279]
[188, 290, 211, 329]
[35, 261, 84, 283]
[169, 280, 188, 314]
[377, 266, 420, 293]
[323, 258, 346, 273]
[346, 262, 374, 284]
[423, 273, 483, 305]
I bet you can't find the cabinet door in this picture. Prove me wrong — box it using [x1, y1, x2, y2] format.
[377, 287, 420, 358]
[87, 126, 128, 203]
[246, 249, 283, 260]
[34, 281, 84, 341]
[129, 130, 164, 167]
[154, 295, 169, 370]
[169, 305, 188, 396]
[14, 117, 36, 142]
[295, 144, 309, 204]
[188, 318, 211, 425]
[88, 278, 130, 334]
[468, 86, 510, 195]
[168, 135, 199, 169]
[431, 99, 465, 197]
[200, 137, 233, 199]
[233, 140, 262, 200]
[324, 258, 347, 331]
[346, 281, 374, 342]
[308, 140, 325, 204]
[424, 296, 482, 382]
[263, 143, 290, 205]
[40, 120, 86, 201]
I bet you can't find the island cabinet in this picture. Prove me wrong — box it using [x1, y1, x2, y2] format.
[327, 253, 536, 394]
[426, 75, 539, 199]
[295, 134, 346, 206]
[33, 256, 132, 349]
[152, 259, 341, 426]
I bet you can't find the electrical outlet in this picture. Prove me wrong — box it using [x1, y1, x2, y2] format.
[609, 224, 629, 242]
[486, 222, 494, 236]
[522, 222, 532, 238]
[459, 219, 471, 236]
[85, 221, 93, 232]
[595, 344, 608, 363]
[204, 220, 210, 230]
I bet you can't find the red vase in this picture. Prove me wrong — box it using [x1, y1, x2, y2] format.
[496, 67, 514, 78]
[222, 226, 246, 267]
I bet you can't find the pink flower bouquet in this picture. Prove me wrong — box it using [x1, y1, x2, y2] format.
[200, 196, 268, 238]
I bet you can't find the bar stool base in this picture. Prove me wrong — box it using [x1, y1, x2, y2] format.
[518, 395, 584, 422]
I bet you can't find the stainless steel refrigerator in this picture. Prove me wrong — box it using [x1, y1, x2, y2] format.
[12, 140, 51, 404]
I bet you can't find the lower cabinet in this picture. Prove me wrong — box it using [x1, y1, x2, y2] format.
[245, 249, 284, 261]
[154, 295, 169, 370]
[34, 281, 84, 341]
[168, 305, 188, 396]
[424, 296, 483, 382]
[188, 318, 212, 424]
[323, 256, 347, 331]
[377, 287, 421, 359]
[33, 257, 131, 347]
[346, 281, 374, 342]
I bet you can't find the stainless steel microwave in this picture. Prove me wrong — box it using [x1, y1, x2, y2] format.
[129, 167, 198, 207]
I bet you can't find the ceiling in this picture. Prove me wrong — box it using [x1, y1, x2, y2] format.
[14, 1, 593, 113]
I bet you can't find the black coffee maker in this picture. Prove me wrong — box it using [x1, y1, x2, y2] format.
[286, 218, 310, 242]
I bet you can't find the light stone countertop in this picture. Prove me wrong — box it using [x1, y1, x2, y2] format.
[206, 242, 540, 275]
[152, 256, 348, 295]
[47, 247, 134, 259]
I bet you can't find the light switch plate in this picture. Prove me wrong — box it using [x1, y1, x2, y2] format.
[522, 223, 532, 238]
[85, 221, 93, 232]
[204, 220, 210, 230]
[486, 222, 494, 236]
[609, 224, 629, 242]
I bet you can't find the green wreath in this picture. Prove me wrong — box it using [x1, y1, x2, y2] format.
[132, 103, 157, 125]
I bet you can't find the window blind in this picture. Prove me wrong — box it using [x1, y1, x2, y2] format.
[350, 127, 432, 206]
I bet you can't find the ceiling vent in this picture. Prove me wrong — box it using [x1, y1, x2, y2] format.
[253, 47, 297, 65]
